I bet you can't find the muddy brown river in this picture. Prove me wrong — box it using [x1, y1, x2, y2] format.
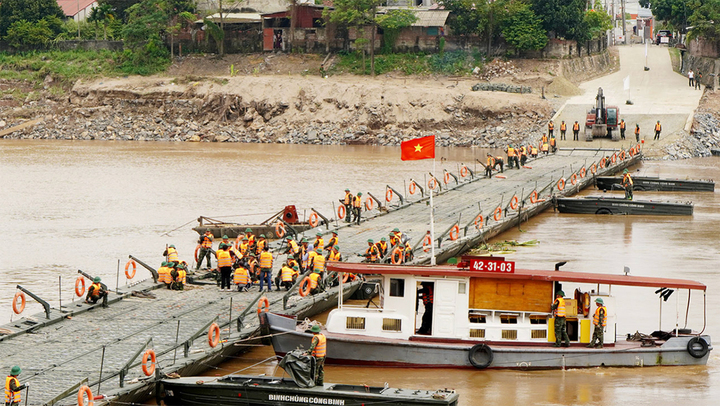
[2, 140, 719, 405]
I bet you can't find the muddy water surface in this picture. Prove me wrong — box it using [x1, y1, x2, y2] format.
[2, 140, 719, 405]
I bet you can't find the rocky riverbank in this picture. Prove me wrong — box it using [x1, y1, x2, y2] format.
[662, 91, 720, 160]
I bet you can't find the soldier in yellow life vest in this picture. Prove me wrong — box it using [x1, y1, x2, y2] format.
[506, 144, 519, 169]
[259, 246, 274, 292]
[654, 120, 662, 140]
[364, 239, 380, 263]
[519, 145, 528, 166]
[313, 233, 324, 252]
[635, 123, 640, 142]
[307, 325, 327, 385]
[233, 263, 251, 292]
[197, 230, 214, 270]
[312, 248, 326, 275]
[403, 241, 414, 262]
[163, 244, 179, 265]
[278, 263, 299, 291]
[619, 119, 626, 140]
[572, 121, 580, 141]
[541, 133, 548, 145]
[622, 169, 634, 200]
[217, 243, 234, 291]
[548, 120, 554, 137]
[255, 234, 267, 256]
[171, 262, 187, 290]
[246, 253, 259, 282]
[549, 135, 557, 153]
[494, 155, 504, 172]
[300, 238, 310, 270]
[560, 120, 567, 140]
[324, 231, 338, 252]
[485, 153, 495, 178]
[239, 237, 250, 257]
[157, 262, 173, 288]
[375, 238, 388, 258]
[530, 144, 538, 158]
[588, 298, 607, 348]
[246, 228, 257, 253]
[85, 276, 108, 307]
[327, 245, 342, 262]
[5, 366, 27, 406]
[390, 228, 404, 248]
[540, 139, 549, 155]
[550, 290, 570, 347]
[286, 236, 302, 264]
[341, 188, 352, 222]
[309, 268, 324, 295]
[352, 192, 363, 225]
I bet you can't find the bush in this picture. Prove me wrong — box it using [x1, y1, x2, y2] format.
[5, 19, 55, 47]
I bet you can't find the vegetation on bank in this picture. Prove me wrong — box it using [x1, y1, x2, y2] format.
[334, 50, 485, 76]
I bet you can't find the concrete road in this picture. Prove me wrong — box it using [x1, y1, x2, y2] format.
[553, 45, 703, 154]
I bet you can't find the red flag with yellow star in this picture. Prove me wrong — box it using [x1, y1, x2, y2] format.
[400, 135, 435, 161]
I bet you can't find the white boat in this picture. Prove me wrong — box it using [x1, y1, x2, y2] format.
[265, 257, 711, 369]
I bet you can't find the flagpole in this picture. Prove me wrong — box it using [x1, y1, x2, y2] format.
[430, 156, 436, 266]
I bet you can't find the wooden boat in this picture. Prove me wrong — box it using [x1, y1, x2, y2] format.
[160, 374, 459, 406]
[596, 176, 715, 192]
[555, 196, 693, 215]
[265, 258, 711, 370]
[192, 206, 317, 239]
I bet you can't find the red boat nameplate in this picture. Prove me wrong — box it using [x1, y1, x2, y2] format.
[466, 257, 515, 273]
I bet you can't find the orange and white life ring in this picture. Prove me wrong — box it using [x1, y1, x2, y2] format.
[365, 197, 374, 211]
[570, 173, 578, 186]
[422, 234, 432, 252]
[75, 276, 86, 297]
[444, 172, 451, 185]
[12, 291, 25, 314]
[493, 207, 502, 222]
[599, 158, 606, 169]
[257, 296, 270, 314]
[611, 153, 617, 164]
[386, 188, 394, 202]
[509, 196, 519, 210]
[194, 244, 201, 262]
[142, 349, 156, 376]
[308, 212, 319, 228]
[391, 247, 403, 264]
[619, 150, 626, 160]
[460, 166, 469, 177]
[78, 385, 94, 406]
[530, 190, 539, 204]
[409, 181, 417, 195]
[125, 259, 137, 279]
[474, 213, 484, 230]
[449, 224, 460, 241]
[275, 221, 286, 238]
[557, 178, 566, 191]
[428, 177, 438, 190]
[208, 323, 221, 348]
[579, 167, 586, 178]
[590, 163, 597, 174]
[299, 277, 312, 297]
[337, 205, 346, 220]
[582, 292, 591, 316]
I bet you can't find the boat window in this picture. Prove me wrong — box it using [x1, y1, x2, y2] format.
[458, 282, 466, 294]
[382, 318, 402, 331]
[530, 316, 547, 325]
[531, 330, 547, 339]
[468, 313, 486, 323]
[502, 330, 518, 340]
[470, 329, 485, 338]
[500, 314, 518, 324]
[346, 317, 366, 330]
[389, 278, 405, 297]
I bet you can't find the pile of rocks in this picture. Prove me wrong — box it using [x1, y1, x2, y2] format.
[471, 82, 532, 94]
[662, 110, 720, 160]
[477, 60, 519, 80]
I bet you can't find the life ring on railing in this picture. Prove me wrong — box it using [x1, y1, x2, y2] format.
[125, 259, 137, 279]
[448, 225, 460, 241]
[687, 337, 709, 359]
[570, 173, 578, 186]
[308, 212, 319, 228]
[493, 207, 502, 222]
[337, 205, 346, 220]
[342, 273, 351, 283]
[582, 292, 591, 317]
[468, 343, 493, 369]
[619, 150, 626, 161]
[409, 181, 417, 195]
[460, 166, 469, 177]
[428, 177, 438, 190]
[365, 198, 374, 211]
[579, 167, 586, 178]
[275, 221, 286, 238]
[299, 277, 312, 297]
[444, 172, 451, 185]
[628, 148, 635, 157]
[194, 244, 201, 262]
[386, 188, 393, 202]
[599, 158, 606, 169]
[141, 349, 156, 376]
[75, 276, 86, 297]
[474, 214, 484, 230]
[509, 196, 519, 210]
[391, 247, 403, 264]
[78, 385, 94, 406]
[208, 323, 220, 348]
[590, 164, 597, 174]
[12, 291, 25, 315]
[530, 190, 539, 204]
[422, 234, 432, 252]
[257, 296, 270, 314]
[557, 178, 566, 191]
[611, 154, 617, 164]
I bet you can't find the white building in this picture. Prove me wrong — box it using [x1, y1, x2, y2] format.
[57, 0, 99, 22]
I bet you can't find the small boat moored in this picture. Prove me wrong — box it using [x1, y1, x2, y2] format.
[596, 176, 715, 192]
[555, 196, 693, 215]
[193, 206, 318, 239]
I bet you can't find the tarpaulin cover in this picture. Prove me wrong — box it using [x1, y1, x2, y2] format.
[279, 349, 316, 388]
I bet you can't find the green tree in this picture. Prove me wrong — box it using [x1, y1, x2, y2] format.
[638, 0, 692, 30]
[687, 0, 720, 38]
[376, 9, 418, 53]
[89, 3, 116, 40]
[440, 0, 486, 36]
[5, 19, 54, 47]
[532, 0, 588, 41]
[0, 0, 65, 37]
[501, 3, 548, 53]
[325, 0, 383, 76]
[584, 9, 612, 40]
[122, 0, 170, 73]
[100, 0, 142, 22]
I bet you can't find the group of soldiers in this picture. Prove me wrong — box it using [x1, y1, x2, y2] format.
[363, 228, 414, 264]
[341, 189, 364, 225]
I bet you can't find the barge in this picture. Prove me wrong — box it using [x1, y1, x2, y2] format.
[555, 196, 693, 215]
[596, 176, 714, 192]
[193, 206, 315, 239]
[265, 258, 711, 370]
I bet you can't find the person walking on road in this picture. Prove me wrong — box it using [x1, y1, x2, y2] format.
[5, 366, 28, 406]
[696, 71, 703, 90]
[654, 121, 662, 140]
[551, 290, 570, 347]
[619, 119, 626, 140]
[588, 298, 607, 348]
[688, 69, 694, 87]
[572, 121, 580, 141]
[635, 124, 640, 142]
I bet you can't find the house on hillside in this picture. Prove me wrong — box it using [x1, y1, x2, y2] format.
[261, 3, 335, 52]
[56, 0, 98, 22]
[197, 0, 289, 14]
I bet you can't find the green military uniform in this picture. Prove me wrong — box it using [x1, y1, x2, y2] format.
[550, 291, 570, 347]
[588, 298, 606, 348]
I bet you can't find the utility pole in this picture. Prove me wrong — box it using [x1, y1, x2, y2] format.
[611, 0, 615, 45]
[622, 0, 627, 44]
[77, 0, 81, 39]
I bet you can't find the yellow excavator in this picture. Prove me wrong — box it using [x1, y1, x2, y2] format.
[585, 87, 620, 141]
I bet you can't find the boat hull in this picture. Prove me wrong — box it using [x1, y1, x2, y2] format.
[556, 197, 693, 215]
[193, 224, 312, 239]
[160, 375, 459, 406]
[596, 176, 715, 192]
[266, 313, 711, 370]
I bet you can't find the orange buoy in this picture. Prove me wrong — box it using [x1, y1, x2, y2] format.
[77, 385, 94, 406]
[611, 153, 617, 164]
[275, 221, 286, 238]
[409, 181, 417, 195]
[391, 247, 403, 264]
[579, 167, 586, 178]
[619, 150, 626, 160]
[495, 175, 506, 179]
[474, 213, 483, 230]
[365, 197, 374, 211]
[208, 323, 221, 348]
[599, 158, 606, 169]
[530, 190, 539, 204]
[460, 166, 469, 177]
[557, 178, 566, 191]
[299, 277, 312, 297]
[386, 188, 394, 202]
[337, 205, 346, 219]
[493, 207, 502, 221]
[194, 244, 201, 262]
[509, 196, 519, 210]
[422, 234, 432, 252]
[590, 163, 597, 174]
[75, 276, 86, 297]
[570, 173, 578, 186]
[125, 259, 137, 279]
[444, 172, 451, 185]
[142, 349, 156, 376]
[428, 177, 438, 190]
[449, 224, 460, 241]
[308, 212, 319, 228]
[257, 296, 270, 314]
[12, 291, 25, 314]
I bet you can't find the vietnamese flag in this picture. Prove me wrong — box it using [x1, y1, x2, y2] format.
[400, 135, 435, 161]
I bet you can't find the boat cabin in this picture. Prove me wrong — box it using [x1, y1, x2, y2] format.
[326, 257, 706, 347]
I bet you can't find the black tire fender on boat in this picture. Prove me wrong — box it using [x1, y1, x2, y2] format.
[468, 344, 493, 369]
[687, 337, 709, 359]
[596, 208, 612, 215]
